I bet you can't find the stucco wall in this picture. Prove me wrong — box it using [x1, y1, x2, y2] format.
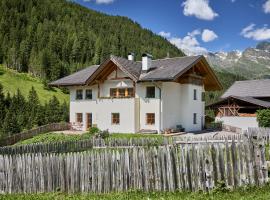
[216, 116, 258, 131]
[179, 84, 204, 132]
[161, 82, 182, 130]
[69, 85, 136, 133]
[136, 83, 161, 132]
[69, 80, 205, 133]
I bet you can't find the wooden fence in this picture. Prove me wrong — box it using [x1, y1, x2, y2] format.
[244, 128, 270, 144]
[0, 123, 70, 147]
[0, 137, 170, 155]
[0, 139, 267, 194]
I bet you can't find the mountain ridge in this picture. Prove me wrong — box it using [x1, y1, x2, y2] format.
[205, 41, 270, 79]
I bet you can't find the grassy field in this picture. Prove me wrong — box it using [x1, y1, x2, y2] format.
[14, 132, 163, 145]
[0, 66, 69, 104]
[1, 185, 270, 200]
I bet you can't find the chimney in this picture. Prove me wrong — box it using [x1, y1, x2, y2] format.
[128, 52, 135, 61]
[142, 53, 153, 71]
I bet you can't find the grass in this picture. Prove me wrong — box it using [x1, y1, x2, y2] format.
[14, 132, 93, 145]
[0, 66, 69, 104]
[14, 132, 163, 146]
[109, 133, 163, 139]
[1, 184, 270, 200]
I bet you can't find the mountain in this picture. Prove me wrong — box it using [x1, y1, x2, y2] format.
[0, 0, 184, 82]
[205, 41, 270, 79]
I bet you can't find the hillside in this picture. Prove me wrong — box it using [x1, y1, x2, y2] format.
[0, 66, 68, 103]
[0, 0, 184, 82]
[205, 41, 270, 79]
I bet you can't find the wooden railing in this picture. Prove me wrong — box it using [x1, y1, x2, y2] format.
[0, 123, 69, 147]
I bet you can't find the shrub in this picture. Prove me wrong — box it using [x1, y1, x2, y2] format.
[88, 127, 100, 135]
[257, 109, 270, 127]
[98, 129, 110, 139]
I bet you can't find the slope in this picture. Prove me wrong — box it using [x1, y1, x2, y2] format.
[0, 66, 69, 104]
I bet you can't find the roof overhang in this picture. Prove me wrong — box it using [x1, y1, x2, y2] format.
[173, 56, 223, 91]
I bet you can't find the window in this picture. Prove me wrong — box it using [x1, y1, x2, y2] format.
[76, 90, 83, 100]
[110, 88, 117, 97]
[193, 89, 197, 100]
[146, 86, 155, 98]
[146, 113, 155, 125]
[193, 113, 197, 124]
[111, 113, 120, 125]
[76, 113, 83, 123]
[85, 89, 92, 100]
[118, 88, 125, 97]
[110, 88, 134, 98]
[127, 88, 134, 97]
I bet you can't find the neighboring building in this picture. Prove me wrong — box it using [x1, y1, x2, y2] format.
[50, 54, 222, 133]
[207, 79, 270, 131]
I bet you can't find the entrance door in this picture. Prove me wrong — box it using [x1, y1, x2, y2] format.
[86, 113, 92, 129]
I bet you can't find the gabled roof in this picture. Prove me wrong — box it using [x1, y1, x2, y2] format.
[207, 95, 270, 109]
[50, 55, 222, 90]
[49, 65, 99, 86]
[140, 56, 202, 81]
[222, 79, 270, 98]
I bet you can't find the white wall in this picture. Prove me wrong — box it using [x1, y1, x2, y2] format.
[136, 83, 161, 132]
[180, 84, 204, 132]
[69, 80, 205, 133]
[69, 85, 136, 133]
[161, 82, 182, 130]
[216, 116, 258, 131]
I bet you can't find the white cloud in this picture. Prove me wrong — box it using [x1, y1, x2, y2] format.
[158, 31, 171, 38]
[169, 30, 207, 55]
[241, 23, 270, 40]
[182, 0, 218, 20]
[83, 0, 115, 4]
[201, 29, 218, 42]
[263, 0, 270, 13]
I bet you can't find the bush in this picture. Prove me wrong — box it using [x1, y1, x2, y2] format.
[98, 129, 110, 139]
[257, 109, 270, 127]
[88, 127, 100, 135]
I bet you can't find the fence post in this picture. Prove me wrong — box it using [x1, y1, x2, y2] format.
[250, 133, 268, 185]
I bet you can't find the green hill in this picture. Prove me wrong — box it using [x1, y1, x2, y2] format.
[0, 66, 68, 103]
[0, 0, 184, 82]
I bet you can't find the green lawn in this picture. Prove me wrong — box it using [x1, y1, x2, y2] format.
[1, 185, 270, 200]
[14, 132, 163, 146]
[14, 132, 93, 145]
[0, 66, 69, 104]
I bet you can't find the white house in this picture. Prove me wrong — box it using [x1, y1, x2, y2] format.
[50, 54, 222, 133]
[207, 79, 270, 131]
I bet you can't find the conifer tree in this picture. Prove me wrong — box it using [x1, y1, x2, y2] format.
[26, 87, 40, 129]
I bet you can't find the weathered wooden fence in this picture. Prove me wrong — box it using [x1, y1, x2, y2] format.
[0, 139, 267, 194]
[0, 123, 69, 147]
[244, 128, 270, 144]
[0, 137, 170, 155]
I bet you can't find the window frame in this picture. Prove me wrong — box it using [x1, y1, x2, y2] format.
[76, 89, 83, 100]
[146, 86, 155, 98]
[146, 113, 155, 125]
[76, 113, 83, 123]
[111, 113, 120, 125]
[193, 89, 197, 100]
[85, 89, 93, 100]
[109, 88, 134, 98]
[193, 113, 197, 124]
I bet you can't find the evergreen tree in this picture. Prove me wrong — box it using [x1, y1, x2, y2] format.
[26, 87, 40, 129]
[0, 84, 6, 130]
[46, 96, 61, 123]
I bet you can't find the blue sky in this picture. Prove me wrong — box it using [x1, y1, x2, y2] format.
[75, 0, 270, 55]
